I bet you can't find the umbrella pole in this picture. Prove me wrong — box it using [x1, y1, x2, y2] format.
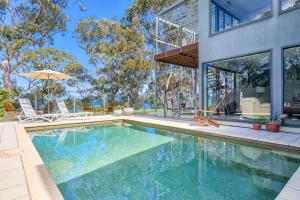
[47, 79, 50, 114]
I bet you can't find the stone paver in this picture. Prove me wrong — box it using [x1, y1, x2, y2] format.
[0, 124, 18, 150]
[0, 156, 30, 200]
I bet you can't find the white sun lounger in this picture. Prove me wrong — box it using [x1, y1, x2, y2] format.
[56, 99, 93, 120]
[18, 98, 58, 123]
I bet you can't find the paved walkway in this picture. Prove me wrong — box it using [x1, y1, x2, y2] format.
[125, 116, 300, 151]
[0, 123, 30, 200]
[0, 115, 299, 200]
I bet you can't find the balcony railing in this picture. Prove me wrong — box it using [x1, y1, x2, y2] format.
[155, 0, 198, 54]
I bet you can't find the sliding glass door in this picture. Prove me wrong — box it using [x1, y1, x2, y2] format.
[204, 52, 271, 122]
[283, 46, 300, 126]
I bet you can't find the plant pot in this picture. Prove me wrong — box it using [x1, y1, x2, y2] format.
[123, 107, 134, 116]
[266, 124, 280, 133]
[252, 124, 262, 131]
[113, 109, 123, 116]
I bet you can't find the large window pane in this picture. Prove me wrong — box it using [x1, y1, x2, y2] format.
[204, 52, 271, 122]
[210, 0, 272, 34]
[281, 0, 300, 11]
[283, 46, 300, 126]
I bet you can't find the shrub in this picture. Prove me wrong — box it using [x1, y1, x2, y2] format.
[0, 89, 15, 117]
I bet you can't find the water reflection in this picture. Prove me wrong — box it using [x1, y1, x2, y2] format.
[31, 124, 300, 200]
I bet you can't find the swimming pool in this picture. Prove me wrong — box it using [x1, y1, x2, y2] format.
[31, 123, 300, 200]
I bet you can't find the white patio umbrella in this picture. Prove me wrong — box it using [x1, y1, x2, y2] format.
[19, 69, 73, 113]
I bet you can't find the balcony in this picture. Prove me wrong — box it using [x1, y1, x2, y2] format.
[154, 0, 198, 68]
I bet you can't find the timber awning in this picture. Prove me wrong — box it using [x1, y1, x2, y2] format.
[154, 42, 198, 68]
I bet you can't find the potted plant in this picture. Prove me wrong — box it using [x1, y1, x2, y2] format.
[113, 105, 123, 116]
[252, 117, 263, 131]
[266, 114, 287, 133]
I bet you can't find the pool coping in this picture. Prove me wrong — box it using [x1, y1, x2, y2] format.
[2, 115, 300, 199]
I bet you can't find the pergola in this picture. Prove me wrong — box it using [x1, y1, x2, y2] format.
[154, 0, 199, 116]
[154, 42, 198, 68]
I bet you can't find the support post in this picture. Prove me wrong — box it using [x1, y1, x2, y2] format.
[179, 27, 183, 47]
[177, 66, 182, 118]
[73, 95, 76, 119]
[194, 68, 198, 113]
[103, 94, 106, 115]
[35, 94, 37, 112]
[154, 16, 159, 114]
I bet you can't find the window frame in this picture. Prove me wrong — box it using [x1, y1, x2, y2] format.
[282, 43, 300, 127]
[202, 50, 273, 123]
[279, 0, 300, 14]
[209, 0, 274, 37]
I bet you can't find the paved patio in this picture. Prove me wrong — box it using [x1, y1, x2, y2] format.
[0, 115, 299, 200]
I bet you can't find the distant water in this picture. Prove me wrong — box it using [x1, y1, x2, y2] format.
[31, 124, 300, 200]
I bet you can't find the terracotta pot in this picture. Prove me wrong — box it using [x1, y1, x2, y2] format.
[252, 124, 262, 131]
[266, 124, 280, 133]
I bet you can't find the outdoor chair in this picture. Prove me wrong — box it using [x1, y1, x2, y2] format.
[193, 95, 224, 127]
[43, 101, 55, 114]
[81, 102, 93, 112]
[18, 98, 58, 123]
[3, 102, 20, 119]
[56, 99, 93, 120]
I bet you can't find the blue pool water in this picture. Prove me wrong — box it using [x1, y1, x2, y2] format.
[31, 123, 300, 200]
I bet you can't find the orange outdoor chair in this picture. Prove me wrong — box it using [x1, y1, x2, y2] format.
[3, 102, 20, 118]
[43, 101, 55, 114]
[194, 108, 220, 127]
[194, 96, 224, 127]
[81, 102, 93, 112]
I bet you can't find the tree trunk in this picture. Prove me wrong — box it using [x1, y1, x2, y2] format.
[1, 59, 14, 90]
[163, 66, 173, 118]
[163, 88, 167, 118]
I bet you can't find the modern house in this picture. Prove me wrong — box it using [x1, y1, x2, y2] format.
[154, 0, 300, 126]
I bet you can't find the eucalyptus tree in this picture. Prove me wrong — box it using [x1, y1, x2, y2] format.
[125, 0, 195, 109]
[17, 48, 89, 99]
[0, 0, 74, 90]
[75, 17, 151, 106]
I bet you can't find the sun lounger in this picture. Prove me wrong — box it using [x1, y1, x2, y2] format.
[18, 98, 58, 123]
[56, 99, 93, 119]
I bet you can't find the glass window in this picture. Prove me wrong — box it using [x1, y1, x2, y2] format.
[210, 0, 272, 34]
[283, 46, 300, 126]
[204, 52, 271, 122]
[281, 0, 300, 11]
[218, 10, 224, 31]
[210, 3, 217, 33]
[224, 14, 232, 29]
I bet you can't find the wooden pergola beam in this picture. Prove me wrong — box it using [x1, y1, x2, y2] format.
[154, 42, 199, 68]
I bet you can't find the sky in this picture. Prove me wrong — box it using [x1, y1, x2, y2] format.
[52, 0, 133, 74]
[14, 0, 133, 91]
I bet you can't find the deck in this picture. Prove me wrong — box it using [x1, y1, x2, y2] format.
[154, 42, 198, 68]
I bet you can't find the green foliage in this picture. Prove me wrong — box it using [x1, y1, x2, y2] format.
[75, 17, 152, 106]
[17, 48, 90, 102]
[115, 105, 123, 110]
[125, 0, 194, 108]
[0, 0, 73, 90]
[267, 113, 282, 125]
[254, 116, 265, 125]
[284, 47, 300, 81]
[0, 89, 15, 117]
[93, 106, 104, 113]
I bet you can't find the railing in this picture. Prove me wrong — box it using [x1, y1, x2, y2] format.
[155, 0, 198, 54]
